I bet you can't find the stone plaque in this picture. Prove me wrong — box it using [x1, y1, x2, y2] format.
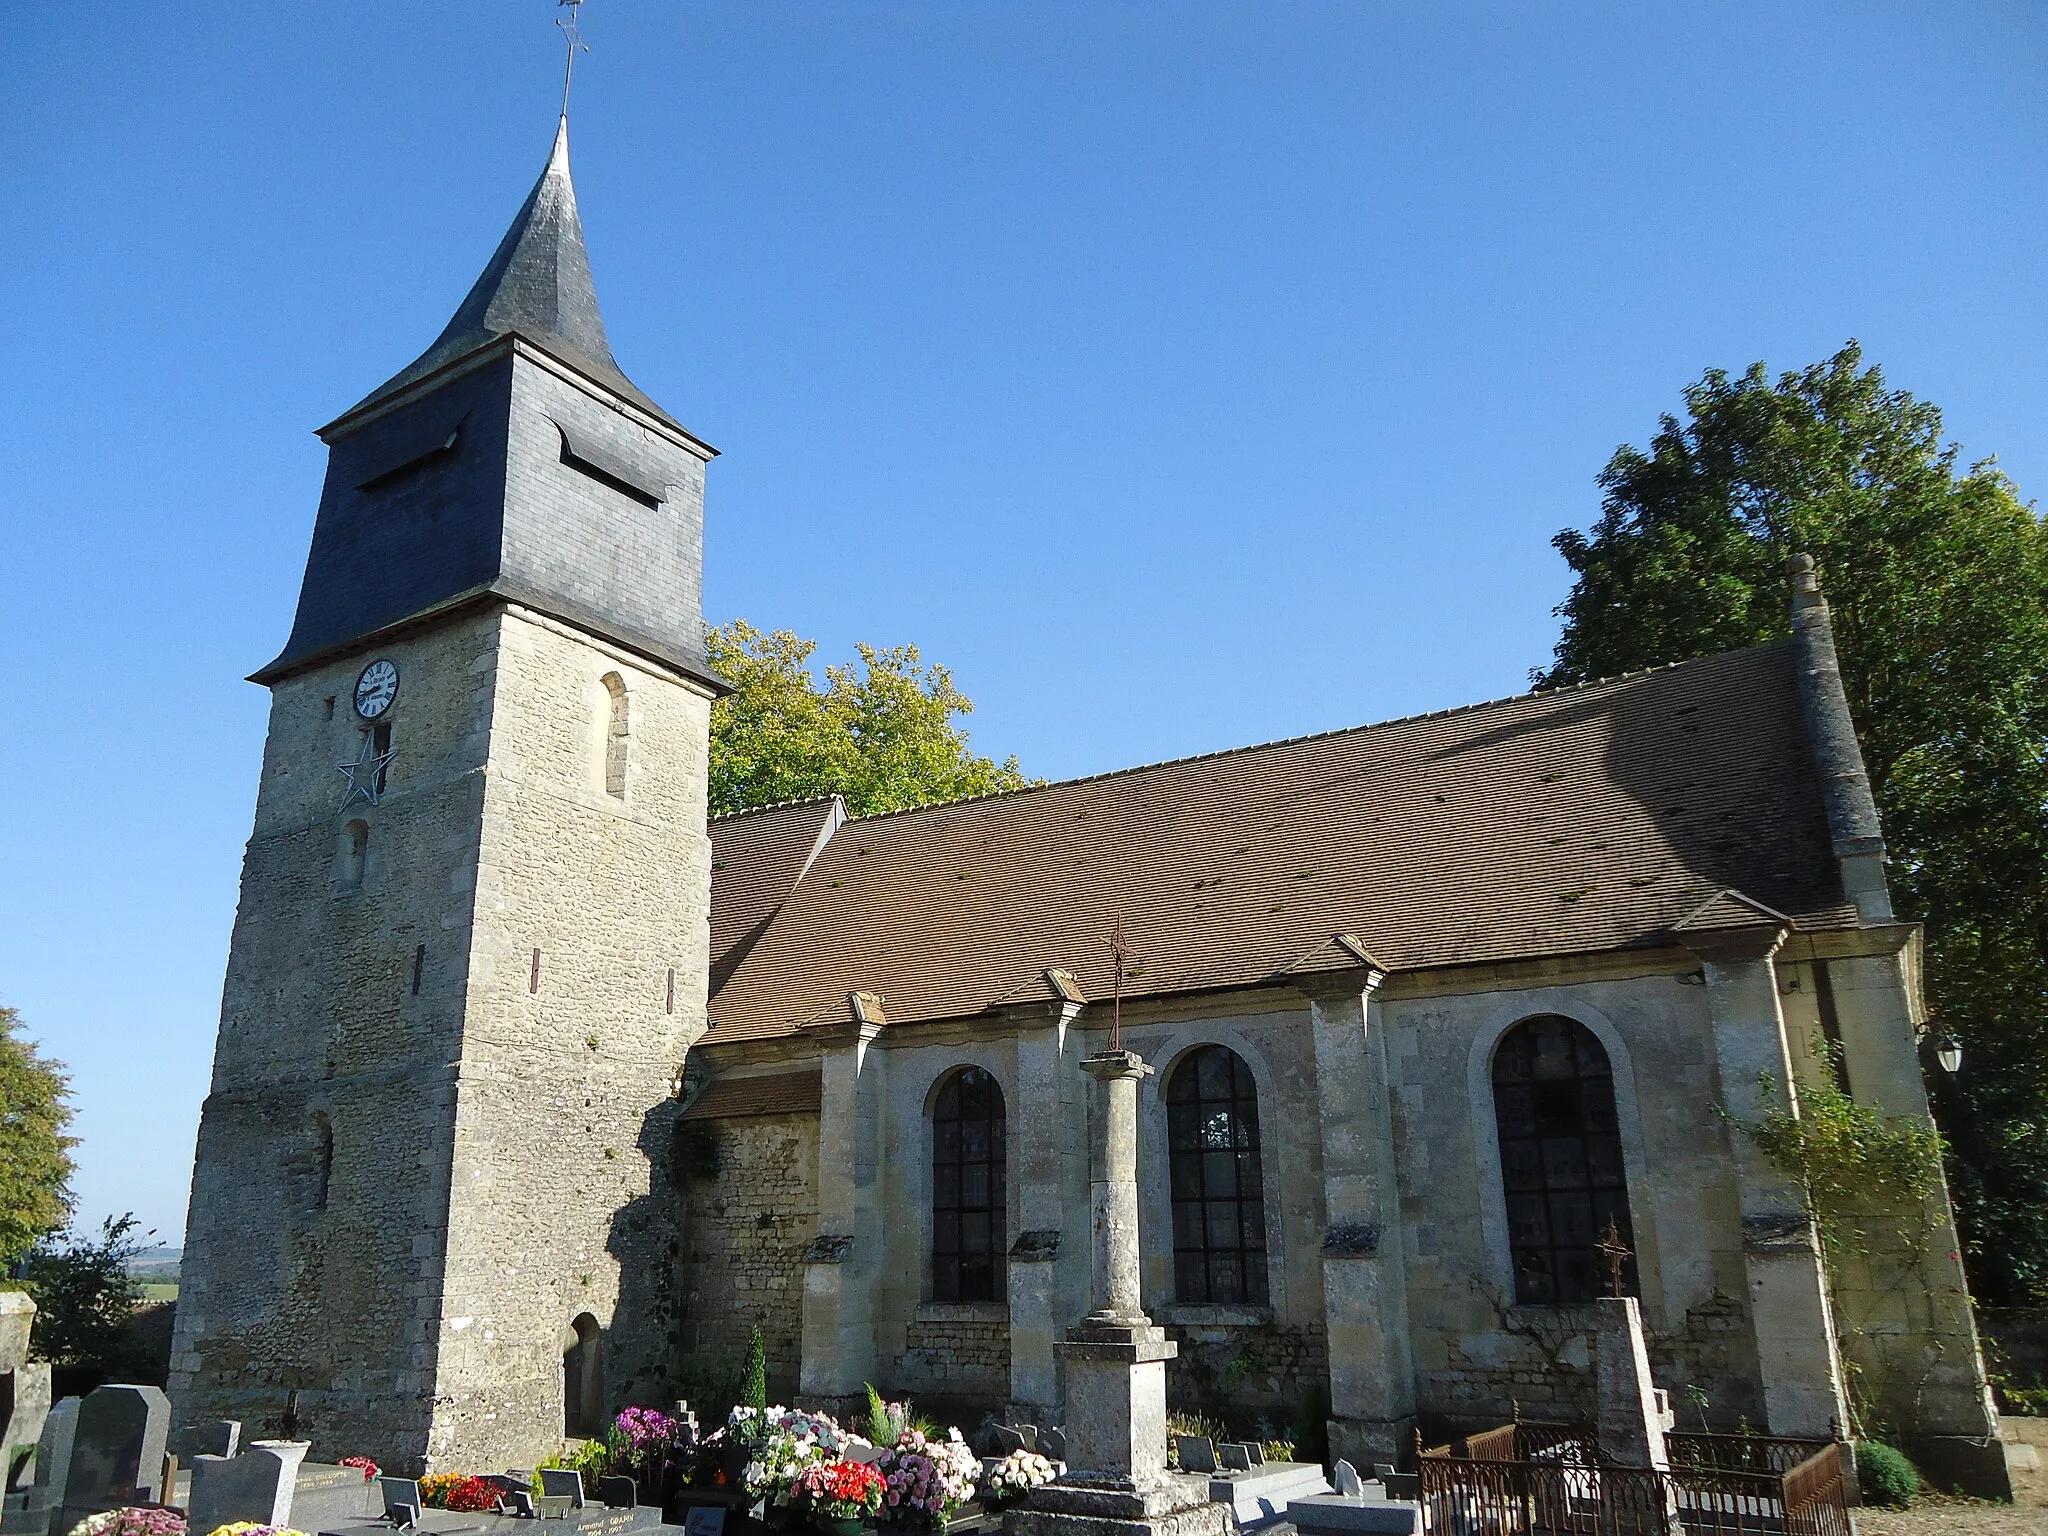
[988, 1425, 1026, 1455]
[381, 1475, 424, 1528]
[682, 1509, 726, 1536]
[294, 1461, 380, 1527]
[1175, 1437, 1217, 1474]
[1038, 1427, 1065, 1461]
[1244, 1443, 1264, 1467]
[538, 1469, 585, 1509]
[595, 1477, 636, 1509]
[1218, 1444, 1252, 1473]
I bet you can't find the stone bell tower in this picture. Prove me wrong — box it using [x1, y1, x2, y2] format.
[171, 118, 720, 1471]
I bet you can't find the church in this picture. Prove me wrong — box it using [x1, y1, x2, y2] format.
[169, 117, 2006, 1495]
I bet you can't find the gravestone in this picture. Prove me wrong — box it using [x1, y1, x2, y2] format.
[596, 1476, 636, 1509]
[188, 1440, 310, 1536]
[169, 1423, 241, 1462]
[1038, 1427, 1065, 1461]
[1332, 1461, 1363, 1499]
[0, 1396, 77, 1536]
[1174, 1437, 1217, 1474]
[1016, 1425, 1039, 1453]
[539, 1469, 586, 1509]
[380, 1475, 423, 1528]
[1245, 1444, 1264, 1468]
[0, 1294, 50, 1498]
[56, 1384, 170, 1536]
[291, 1460, 382, 1527]
[1217, 1444, 1252, 1473]
[990, 1425, 1026, 1455]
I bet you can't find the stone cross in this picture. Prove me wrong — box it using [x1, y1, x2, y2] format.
[1048, 1049, 1179, 1489]
[1594, 1296, 1671, 1472]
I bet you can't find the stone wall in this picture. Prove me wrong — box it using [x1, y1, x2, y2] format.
[894, 1307, 1011, 1402]
[674, 1113, 820, 1404]
[1159, 1316, 1329, 1418]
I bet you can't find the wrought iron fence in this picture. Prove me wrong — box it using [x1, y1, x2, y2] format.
[1416, 1422, 1850, 1536]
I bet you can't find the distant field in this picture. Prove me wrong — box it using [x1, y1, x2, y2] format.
[137, 1283, 179, 1303]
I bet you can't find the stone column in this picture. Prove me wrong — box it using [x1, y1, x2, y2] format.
[1300, 971, 1415, 1468]
[1685, 925, 1849, 1438]
[1055, 1050, 1176, 1485]
[1007, 993, 1082, 1416]
[1594, 1298, 1671, 1469]
[800, 1008, 884, 1406]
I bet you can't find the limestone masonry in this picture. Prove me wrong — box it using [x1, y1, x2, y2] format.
[177, 116, 2009, 1497]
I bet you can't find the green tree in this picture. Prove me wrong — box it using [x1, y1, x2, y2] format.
[707, 621, 1032, 817]
[1539, 341, 2048, 1306]
[22, 1215, 151, 1380]
[0, 1006, 75, 1269]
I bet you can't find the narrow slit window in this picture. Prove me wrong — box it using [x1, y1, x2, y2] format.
[601, 674, 628, 799]
[307, 1111, 334, 1212]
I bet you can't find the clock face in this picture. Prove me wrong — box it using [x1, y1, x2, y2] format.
[354, 659, 400, 720]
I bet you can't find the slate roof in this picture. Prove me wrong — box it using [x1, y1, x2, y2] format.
[703, 642, 1859, 1044]
[339, 119, 679, 431]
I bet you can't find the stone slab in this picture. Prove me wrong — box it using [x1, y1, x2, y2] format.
[189, 1440, 310, 1535]
[292, 1463, 382, 1528]
[1005, 1490, 1233, 1536]
[1286, 1495, 1419, 1535]
[0, 1297, 33, 1377]
[1207, 1462, 1331, 1523]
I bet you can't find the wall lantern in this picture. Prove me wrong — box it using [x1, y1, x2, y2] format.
[1935, 1031, 1964, 1075]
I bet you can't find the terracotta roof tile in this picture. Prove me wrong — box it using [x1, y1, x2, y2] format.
[709, 797, 844, 992]
[678, 1069, 823, 1120]
[704, 643, 1856, 1043]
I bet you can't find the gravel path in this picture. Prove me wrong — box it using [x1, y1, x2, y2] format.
[1858, 1499, 2048, 1535]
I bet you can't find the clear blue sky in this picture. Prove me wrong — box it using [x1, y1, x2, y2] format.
[4, 4, 2044, 1244]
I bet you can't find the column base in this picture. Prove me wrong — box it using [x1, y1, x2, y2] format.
[1005, 1472, 1231, 1536]
[1054, 1324, 1176, 1484]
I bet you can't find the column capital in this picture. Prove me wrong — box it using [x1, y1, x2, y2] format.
[1081, 1049, 1154, 1084]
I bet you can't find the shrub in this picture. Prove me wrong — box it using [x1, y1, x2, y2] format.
[1856, 1441, 1919, 1507]
[741, 1327, 767, 1412]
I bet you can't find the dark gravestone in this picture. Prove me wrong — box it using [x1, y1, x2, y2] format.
[538, 1470, 585, 1509]
[57, 1385, 170, 1536]
[595, 1478, 636, 1509]
[1245, 1443, 1265, 1467]
[1038, 1427, 1065, 1462]
[169, 1422, 241, 1462]
[380, 1475, 424, 1528]
[1174, 1437, 1217, 1474]
[501, 1492, 537, 1518]
[188, 1442, 309, 1535]
[988, 1426, 1026, 1456]
[1218, 1444, 1253, 1473]
[1015, 1425, 1038, 1453]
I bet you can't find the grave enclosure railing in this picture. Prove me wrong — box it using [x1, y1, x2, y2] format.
[1416, 1422, 1850, 1536]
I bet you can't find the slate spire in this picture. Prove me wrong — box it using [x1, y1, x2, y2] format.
[345, 116, 676, 428]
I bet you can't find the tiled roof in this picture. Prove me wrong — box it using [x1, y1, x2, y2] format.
[704, 642, 1859, 1043]
[678, 1069, 824, 1120]
[710, 797, 844, 992]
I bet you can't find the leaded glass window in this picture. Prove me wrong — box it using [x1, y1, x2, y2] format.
[1167, 1045, 1269, 1304]
[932, 1066, 1006, 1302]
[1491, 1015, 1635, 1305]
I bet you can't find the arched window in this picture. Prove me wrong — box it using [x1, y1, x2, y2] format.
[563, 1313, 605, 1438]
[1166, 1045, 1269, 1305]
[932, 1067, 1006, 1302]
[1491, 1015, 1635, 1304]
[307, 1112, 333, 1212]
[601, 673, 629, 799]
[340, 820, 369, 888]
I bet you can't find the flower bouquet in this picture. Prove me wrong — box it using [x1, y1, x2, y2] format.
[205, 1525, 308, 1536]
[874, 1429, 979, 1529]
[981, 1449, 1056, 1506]
[338, 1458, 381, 1481]
[69, 1512, 186, 1536]
[419, 1474, 499, 1513]
[793, 1458, 885, 1533]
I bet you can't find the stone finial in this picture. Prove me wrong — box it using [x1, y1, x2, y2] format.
[1788, 551, 1822, 605]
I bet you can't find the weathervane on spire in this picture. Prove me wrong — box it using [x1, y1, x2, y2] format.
[557, 0, 589, 119]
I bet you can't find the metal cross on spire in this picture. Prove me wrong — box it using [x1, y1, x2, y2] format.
[557, 0, 589, 119]
[1108, 913, 1130, 1054]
